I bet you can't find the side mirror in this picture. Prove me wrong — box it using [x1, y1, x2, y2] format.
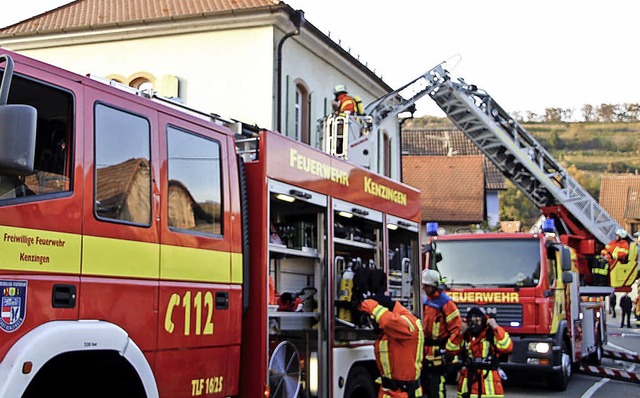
[0, 54, 37, 175]
[561, 247, 572, 271]
[562, 273, 573, 284]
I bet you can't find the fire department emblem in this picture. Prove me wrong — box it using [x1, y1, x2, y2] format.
[0, 280, 27, 333]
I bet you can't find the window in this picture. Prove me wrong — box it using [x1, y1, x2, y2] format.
[167, 126, 222, 236]
[94, 104, 151, 225]
[295, 82, 310, 144]
[382, 132, 390, 177]
[0, 73, 73, 201]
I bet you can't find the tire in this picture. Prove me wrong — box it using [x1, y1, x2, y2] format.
[547, 338, 571, 391]
[344, 365, 376, 398]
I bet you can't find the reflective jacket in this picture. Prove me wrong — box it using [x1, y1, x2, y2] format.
[422, 291, 462, 365]
[450, 325, 513, 398]
[601, 239, 630, 265]
[336, 93, 356, 114]
[370, 301, 424, 398]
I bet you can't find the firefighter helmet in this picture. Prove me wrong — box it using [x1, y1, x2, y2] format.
[421, 269, 439, 287]
[615, 228, 628, 239]
[333, 84, 347, 95]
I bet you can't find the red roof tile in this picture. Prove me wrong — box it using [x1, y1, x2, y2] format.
[402, 128, 506, 190]
[0, 0, 281, 35]
[402, 155, 485, 223]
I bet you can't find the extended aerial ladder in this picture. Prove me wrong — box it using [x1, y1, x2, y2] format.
[421, 63, 620, 245]
[419, 62, 639, 289]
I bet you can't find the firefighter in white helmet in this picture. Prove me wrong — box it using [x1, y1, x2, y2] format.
[332, 84, 357, 114]
[420, 269, 462, 398]
[595, 228, 631, 285]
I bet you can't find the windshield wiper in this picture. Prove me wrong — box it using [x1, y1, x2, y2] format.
[450, 282, 477, 288]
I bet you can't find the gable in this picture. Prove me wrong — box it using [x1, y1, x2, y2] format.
[600, 174, 640, 223]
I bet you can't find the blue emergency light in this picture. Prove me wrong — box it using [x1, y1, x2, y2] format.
[542, 219, 556, 233]
[426, 222, 439, 236]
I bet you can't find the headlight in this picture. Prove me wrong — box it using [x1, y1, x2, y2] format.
[528, 342, 550, 354]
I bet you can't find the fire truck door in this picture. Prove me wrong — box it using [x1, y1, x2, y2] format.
[80, 91, 160, 363]
[155, 113, 238, 397]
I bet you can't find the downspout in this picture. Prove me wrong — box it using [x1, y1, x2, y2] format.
[276, 10, 305, 133]
[398, 104, 416, 181]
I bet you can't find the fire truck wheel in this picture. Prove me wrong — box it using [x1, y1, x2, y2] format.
[343, 365, 375, 398]
[546, 339, 571, 391]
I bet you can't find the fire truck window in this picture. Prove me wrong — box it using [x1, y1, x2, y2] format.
[167, 126, 222, 236]
[94, 104, 151, 225]
[0, 73, 73, 201]
[547, 247, 557, 286]
[434, 238, 541, 288]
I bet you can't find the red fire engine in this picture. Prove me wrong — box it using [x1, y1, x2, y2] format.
[0, 49, 423, 397]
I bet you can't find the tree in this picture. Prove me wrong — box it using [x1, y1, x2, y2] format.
[606, 162, 630, 174]
[499, 181, 540, 228]
[596, 103, 616, 122]
[582, 104, 594, 122]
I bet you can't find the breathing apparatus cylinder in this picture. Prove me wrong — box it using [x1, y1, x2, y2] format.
[338, 261, 355, 322]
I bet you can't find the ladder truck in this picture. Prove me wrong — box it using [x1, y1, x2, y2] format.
[418, 62, 639, 389]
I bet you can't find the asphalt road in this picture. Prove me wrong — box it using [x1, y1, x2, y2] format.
[444, 317, 640, 397]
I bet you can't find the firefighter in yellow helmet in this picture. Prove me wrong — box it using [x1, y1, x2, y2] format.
[421, 269, 462, 398]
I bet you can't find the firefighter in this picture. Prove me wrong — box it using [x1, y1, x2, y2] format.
[601, 228, 631, 265]
[332, 84, 357, 114]
[359, 292, 424, 397]
[594, 229, 631, 285]
[450, 307, 513, 398]
[420, 269, 462, 398]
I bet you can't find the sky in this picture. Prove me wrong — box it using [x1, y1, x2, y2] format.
[2, 0, 639, 119]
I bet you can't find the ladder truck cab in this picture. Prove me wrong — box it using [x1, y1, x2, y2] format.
[416, 62, 639, 390]
[425, 220, 610, 390]
[0, 49, 424, 398]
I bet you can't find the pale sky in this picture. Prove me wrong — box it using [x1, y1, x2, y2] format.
[2, 0, 638, 118]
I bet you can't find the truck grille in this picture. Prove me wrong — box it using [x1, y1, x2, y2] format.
[457, 304, 523, 326]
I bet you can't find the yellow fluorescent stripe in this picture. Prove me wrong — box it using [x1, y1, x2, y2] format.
[2, 225, 242, 283]
[83, 235, 159, 278]
[379, 340, 391, 376]
[415, 319, 424, 379]
[446, 309, 459, 322]
[0, 225, 81, 274]
[161, 244, 232, 282]
[231, 252, 243, 283]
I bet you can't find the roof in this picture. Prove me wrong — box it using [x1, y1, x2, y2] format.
[0, 0, 391, 93]
[402, 128, 506, 190]
[0, 0, 281, 35]
[402, 155, 485, 223]
[96, 157, 149, 211]
[599, 174, 640, 223]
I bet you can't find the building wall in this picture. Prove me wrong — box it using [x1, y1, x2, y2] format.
[14, 26, 276, 129]
[5, 13, 401, 179]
